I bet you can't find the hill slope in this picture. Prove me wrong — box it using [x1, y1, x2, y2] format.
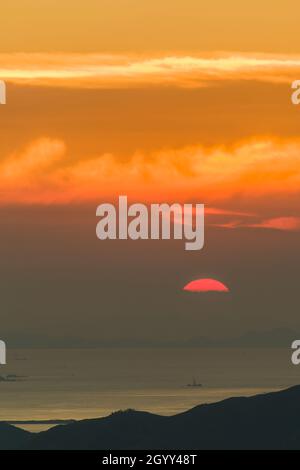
[0, 423, 30, 449]
[2, 386, 300, 449]
[23, 385, 300, 450]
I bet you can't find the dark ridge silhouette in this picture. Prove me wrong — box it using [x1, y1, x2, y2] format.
[5, 419, 75, 425]
[29, 410, 166, 450]
[3, 386, 300, 449]
[0, 423, 30, 450]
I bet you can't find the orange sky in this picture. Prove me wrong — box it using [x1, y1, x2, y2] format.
[1, 1, 300, 348]
[1, 1, 300, 232]
[1, 0, 300, 54]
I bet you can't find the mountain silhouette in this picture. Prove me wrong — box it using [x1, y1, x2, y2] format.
[3, 385, 300, 449]
[0, 423, 30, 449]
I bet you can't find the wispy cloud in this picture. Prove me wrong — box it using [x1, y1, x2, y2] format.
[212, 217, 300, 232]
[1, 137, 300, 205]
[246, 217, 300, 231]
[1, 53, 300, 88]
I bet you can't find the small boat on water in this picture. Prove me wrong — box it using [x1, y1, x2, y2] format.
[186, 377, 203, 387]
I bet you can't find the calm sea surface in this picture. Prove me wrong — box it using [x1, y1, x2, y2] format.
[1, 348, 299, 430]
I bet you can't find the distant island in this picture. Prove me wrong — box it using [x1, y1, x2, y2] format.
[1, 385, 300, 449]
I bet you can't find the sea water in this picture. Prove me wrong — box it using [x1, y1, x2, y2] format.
[0, 347, 298, 431]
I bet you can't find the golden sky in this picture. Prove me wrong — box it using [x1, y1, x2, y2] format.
[1, 1, 300, 346]
[1, 1, 300, 232]
[1, 0, 300, 53]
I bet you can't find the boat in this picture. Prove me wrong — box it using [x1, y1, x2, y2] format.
[187, 377, 203, 387]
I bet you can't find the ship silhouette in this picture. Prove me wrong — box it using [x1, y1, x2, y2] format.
[187, 377, 202, 387]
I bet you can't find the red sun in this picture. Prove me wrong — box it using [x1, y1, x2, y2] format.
[183, 278, 229, 293]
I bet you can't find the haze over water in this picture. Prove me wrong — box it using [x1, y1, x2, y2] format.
[0, 347, 298, 430]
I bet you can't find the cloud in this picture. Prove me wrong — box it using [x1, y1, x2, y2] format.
[1, 53, 300, 88]
[247, 217, 300, 231]
[1, 138, 65, 179]
[1, 137, 300, 205]
[212, 217, 300, 232]
[205, 208, 254, 217]
[0, 138, 66, 204]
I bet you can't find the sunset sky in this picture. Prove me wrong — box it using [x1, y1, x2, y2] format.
[1, 1, 300, 347]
